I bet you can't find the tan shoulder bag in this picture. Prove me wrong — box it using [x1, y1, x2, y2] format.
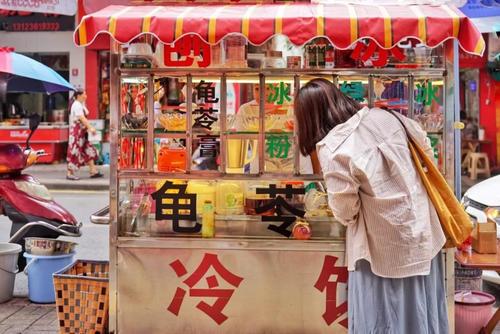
[389, 111, 473, 248]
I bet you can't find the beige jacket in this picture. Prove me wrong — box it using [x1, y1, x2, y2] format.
[317, 107, 446, 278]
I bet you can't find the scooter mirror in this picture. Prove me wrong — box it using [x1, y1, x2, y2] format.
[29, 113, 40, 132]
[26, 113, 41, 149]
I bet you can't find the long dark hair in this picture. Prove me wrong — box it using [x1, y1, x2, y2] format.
[68, 89, 85, 113]
[72, 89, 85, 100]
[294, 78, 361, 156]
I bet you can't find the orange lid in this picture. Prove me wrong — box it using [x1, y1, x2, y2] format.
[280, 181, 304, 186]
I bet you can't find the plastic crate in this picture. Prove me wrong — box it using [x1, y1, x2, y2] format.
[53, 260, 109, 334]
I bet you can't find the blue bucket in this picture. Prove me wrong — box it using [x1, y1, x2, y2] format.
[23, 252, 75, 303]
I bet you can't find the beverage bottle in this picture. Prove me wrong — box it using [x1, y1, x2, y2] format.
[201, 200, 215, 238]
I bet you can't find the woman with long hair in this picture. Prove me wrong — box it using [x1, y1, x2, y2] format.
[294, 78, 448, 333]
[66, 90, 102, 180]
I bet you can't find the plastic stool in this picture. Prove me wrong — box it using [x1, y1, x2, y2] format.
[468, 152, 491, 180]
[462, 149, 472, 169]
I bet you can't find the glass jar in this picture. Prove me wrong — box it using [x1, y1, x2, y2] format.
[264, 51, 286, 69]
[279, 181, 305, 212]
[223, 36, 247, 68]
[216, 181, 245, 215]
[210, 43, 222, 67]
[186, 181, 216, 214]
[244, 182, 275, 216]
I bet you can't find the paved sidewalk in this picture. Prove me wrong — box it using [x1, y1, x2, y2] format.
[27, 164, 109, 191]
[0, 298, 57, 334]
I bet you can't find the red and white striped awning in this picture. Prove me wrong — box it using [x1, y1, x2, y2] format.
[74, 3, 485, 55]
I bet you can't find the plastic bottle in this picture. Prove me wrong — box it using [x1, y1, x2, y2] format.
[201, 200, 215, 238]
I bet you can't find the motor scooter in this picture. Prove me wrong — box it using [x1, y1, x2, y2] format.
[0, 114, 81, 269]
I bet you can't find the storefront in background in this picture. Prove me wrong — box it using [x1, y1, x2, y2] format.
[459, 32, 500, 167]
[0, 7, 85, 163]
[459, 0, 500, 168]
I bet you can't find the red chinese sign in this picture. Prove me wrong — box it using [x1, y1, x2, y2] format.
[0, 10, 74, 31]
[314, 255, 348, 329]
[351, 41, 405, 67]
[164, 35, 211, 68]
[167, 253, 244, 325]
[0, 1, 76, 15]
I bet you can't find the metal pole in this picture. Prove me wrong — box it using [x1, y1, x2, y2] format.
[452, 40, 461, 198]
[108, 41, 120, 334]
[367, 75, 374, 108]
[408, 75, 414, 119]
[220, 74, 227, 174]
[443, 39, 460, 334]
[442, 41, 461, 197]
[258, 74, 265, 175]
[294, 75, 300, 175]
[186, 75, 193, 174]
[146, 74, 154, 171]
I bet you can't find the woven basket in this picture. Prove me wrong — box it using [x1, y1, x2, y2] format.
[53, 260, 109, 334]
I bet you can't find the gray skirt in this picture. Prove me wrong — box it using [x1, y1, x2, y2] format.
[348, 255, 449, 334]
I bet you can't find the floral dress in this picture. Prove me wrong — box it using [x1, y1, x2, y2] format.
[66, 100, 98, 172]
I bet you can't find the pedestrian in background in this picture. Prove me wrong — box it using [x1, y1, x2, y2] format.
[66, 90, 102, 180]
[294, 78, 448, 334]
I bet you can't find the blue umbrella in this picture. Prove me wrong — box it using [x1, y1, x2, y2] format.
[0, 48, 74, 93]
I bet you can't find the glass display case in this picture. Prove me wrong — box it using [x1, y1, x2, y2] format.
[115, 67, 452, 241]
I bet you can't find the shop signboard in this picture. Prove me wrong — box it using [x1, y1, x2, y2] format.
[0, 127, 68, 143]
[84, 0, 301, 15]
[0, 10, 74, 32]
[117, 246, 348, 333]
[459, 0, 500, 18]
[0, 0, 77, 15]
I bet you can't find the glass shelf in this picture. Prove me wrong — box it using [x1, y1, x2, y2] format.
[151, 130, 294, 136]
[121, 128, 147, 137]
[119, 67, 447, 77]
[118, 216, 345, 240]
[214, 214, 336, 223]
[117, 170, 323, 181]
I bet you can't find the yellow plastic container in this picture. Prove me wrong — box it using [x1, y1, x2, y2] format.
[186, 181, 216, 214]
[215, 181, 244, 215]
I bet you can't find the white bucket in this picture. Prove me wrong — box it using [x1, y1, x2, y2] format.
[0, 243, 21, 303]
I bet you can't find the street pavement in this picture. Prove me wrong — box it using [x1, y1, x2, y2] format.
[0, 190, 109, 333]
[27, 164, 110, 191]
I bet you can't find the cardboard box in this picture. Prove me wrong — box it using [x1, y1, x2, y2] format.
[471, 221, 497, 254]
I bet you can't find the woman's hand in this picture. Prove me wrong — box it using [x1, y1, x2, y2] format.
[88, 127, 96, 135]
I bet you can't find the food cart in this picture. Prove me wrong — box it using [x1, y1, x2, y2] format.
[75, 2, 484, 333]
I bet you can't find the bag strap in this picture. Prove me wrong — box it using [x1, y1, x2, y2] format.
[386, 109, 415, 144]
[385, 110, 473, 248]
[385, 109, 430, 167]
